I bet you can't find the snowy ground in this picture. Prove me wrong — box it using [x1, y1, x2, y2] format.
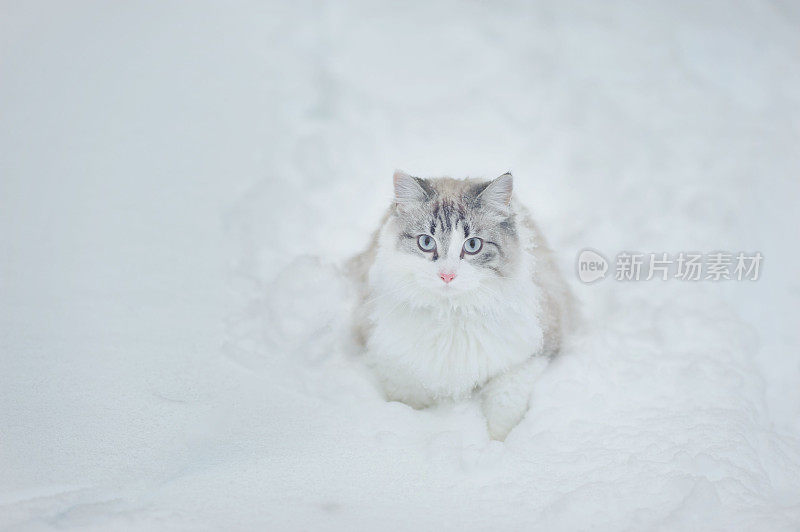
[2, 1, 800, 530]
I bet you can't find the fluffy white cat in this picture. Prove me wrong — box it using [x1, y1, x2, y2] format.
[348, 171, 574, 440]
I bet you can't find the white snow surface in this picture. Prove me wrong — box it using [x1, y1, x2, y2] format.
[2, 1, 800, 530]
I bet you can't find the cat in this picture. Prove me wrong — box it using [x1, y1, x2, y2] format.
[347, 171, 575, 440]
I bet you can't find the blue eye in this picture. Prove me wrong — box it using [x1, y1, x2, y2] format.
[463, 237, 483, 255]
[417, 234, 436, 252]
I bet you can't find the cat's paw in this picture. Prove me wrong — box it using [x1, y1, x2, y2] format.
[481, 380, 530, 441]
[482, 398, 526, 441]
[381, 377, 435, 410]
[481, 357, 547, 441]
[486, 417, 515, 441]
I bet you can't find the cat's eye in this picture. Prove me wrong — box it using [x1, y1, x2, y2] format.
[417, 234, 436, 252]
[463, 237, 483, 255]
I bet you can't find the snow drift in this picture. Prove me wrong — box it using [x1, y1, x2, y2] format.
[1, 1, 799, 530]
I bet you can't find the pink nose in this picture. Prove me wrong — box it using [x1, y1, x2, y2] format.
[439, 271, 456, 284]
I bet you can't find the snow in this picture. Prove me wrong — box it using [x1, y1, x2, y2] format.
[2, 1, 800, 529]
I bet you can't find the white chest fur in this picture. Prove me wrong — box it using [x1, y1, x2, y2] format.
[363, 249, 544, 406]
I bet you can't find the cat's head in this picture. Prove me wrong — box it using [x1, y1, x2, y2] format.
[381, 171, 520, 300]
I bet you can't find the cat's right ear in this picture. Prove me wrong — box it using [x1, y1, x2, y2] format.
[393, 170, 428, 206]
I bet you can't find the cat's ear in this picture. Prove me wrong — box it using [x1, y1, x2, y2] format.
[477, 172, 513, 210]
[393, 170, 429, 205]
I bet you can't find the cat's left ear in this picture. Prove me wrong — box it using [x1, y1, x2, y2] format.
[393, 170, 429, 206]
[478, 172, 513, 210]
